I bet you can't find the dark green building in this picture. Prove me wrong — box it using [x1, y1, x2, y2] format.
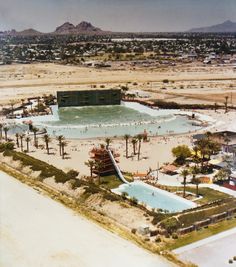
[57, 89, 121, 107]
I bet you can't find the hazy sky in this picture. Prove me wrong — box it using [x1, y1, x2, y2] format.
[0, 0, 236, 32]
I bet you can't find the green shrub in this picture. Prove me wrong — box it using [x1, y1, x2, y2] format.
[121, 191, 128, 199]
[160, 217, 180, 234]
[2, 150, 70, 183]
[67, 169, 79, 179]
[172, 233, 178, 239]
[0, 142, 14, 152]
[130, 197, 138, 205]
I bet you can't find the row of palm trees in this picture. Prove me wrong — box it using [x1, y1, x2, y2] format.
[124, 134, 143, 160]
[180, 166, 201, 198]
[85, 159, 104, 184]
[11, 127, 68, 159]
[0, 124, 10, 141]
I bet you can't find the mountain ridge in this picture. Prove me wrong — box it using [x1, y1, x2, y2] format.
[189, 20, 236, 33]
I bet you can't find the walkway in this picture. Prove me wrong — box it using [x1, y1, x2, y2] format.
[173, 228, 236, 267]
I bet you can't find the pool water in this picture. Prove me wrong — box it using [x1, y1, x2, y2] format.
[9, 102, 203, 139]
[112, 181, 197, 212]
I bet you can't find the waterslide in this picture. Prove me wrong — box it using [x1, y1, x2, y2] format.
[107, 149, 130, 184]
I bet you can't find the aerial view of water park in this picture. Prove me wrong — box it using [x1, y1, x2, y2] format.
[1, 1, 236, 267]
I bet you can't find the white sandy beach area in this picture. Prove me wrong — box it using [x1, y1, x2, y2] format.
[0, 171, 173, 267]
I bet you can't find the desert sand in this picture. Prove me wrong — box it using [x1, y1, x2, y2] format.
[0, 171, 172, 267]
[0, 63, 235, 105]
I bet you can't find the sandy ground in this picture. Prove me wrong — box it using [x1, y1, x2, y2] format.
[0, 171, 173, 267]
[13, 109, 235, 177]
[0, 63, 235, 105]
[174, 228, 236, 267]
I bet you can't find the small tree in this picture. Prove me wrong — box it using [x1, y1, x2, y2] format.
[56, 135, 65, 156]
[43, 134, 51, 155]
[32, 127, 39, 148]
[124, 134, 130, 158]
[85, 160, 95, 180]
[3, 126, 9, 141]
[25, 136, 31, 153]
[137, 134, 143, 160]
[19, 134, 25, 152]
[180, 169, 189, 198]
[131, 138, 137, 155]
[67, 169, 79, 179]
[225, 95, 229, 113]
[15, 133, 20, 148]
[172, 145, 192, 165]
[61, 140, 67, 159]
[105, 138, 111, 149]
[0, 123, 3, 139]
[95, 160, 104, 185]
[213, 168, 231, 183]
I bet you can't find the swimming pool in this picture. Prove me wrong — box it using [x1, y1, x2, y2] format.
[9, 101, 212, 139]
[112, 181, 197, 212]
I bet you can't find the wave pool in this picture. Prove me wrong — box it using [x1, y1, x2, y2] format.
[9, 101, 212, 139]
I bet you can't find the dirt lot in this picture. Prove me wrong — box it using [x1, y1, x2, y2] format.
[0, 63, 235, 105]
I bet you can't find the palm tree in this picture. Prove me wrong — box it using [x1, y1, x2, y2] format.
[105, 138, 111, 149]
[56, 135, 65, 156]
[15, 133, 20, 148]
[124, 134, 130, 158]
[206, 131, 212, 141]
[32, 127, 39, 148]
[85, 160, 95, 180]
[137, 134, 143, 160]
[95, 160, 104, 185]
[9, 100, 16, 115]
[43, 134, 51, 155]
[225, 95, 229, 113]
[3, 126, 9, 141]
[37, 96, 40, 114]
[192, 177, 201, 197]
[180, 169, 189, 198]
[214, 102, 218, 112]
[190, 166, 200, 197]
[61, 140, 67, 159]
[0, 123, 3, 139]
[25, 136, 31, 153]
[19, 134, 25, 152]
[131, 138, 137, 155]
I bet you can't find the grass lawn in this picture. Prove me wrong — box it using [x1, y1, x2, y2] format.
[100, 175, 122, 189]
[100, 175, 133, 190]
[163, 186, 230, 204]
[163, 217, 236, 251]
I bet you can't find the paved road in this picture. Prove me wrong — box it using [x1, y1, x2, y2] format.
[174, 228, 236, 267]
[0, 171, 172, 267]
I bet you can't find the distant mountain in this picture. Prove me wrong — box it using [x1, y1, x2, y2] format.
[0, 21, 106, 36]
[189, 20, 236, 33]
[55, 22, 77, 34]
[0, 28, 42, 36]
[54, 21, 104, 34]
[16, 28, 43, 36]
